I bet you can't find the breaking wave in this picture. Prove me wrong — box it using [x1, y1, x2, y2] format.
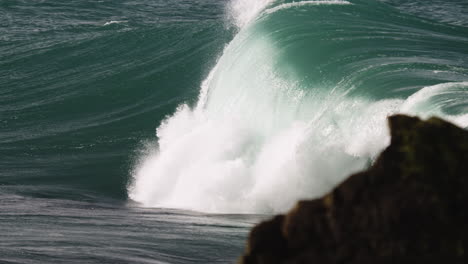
[128, 0, 468, 213]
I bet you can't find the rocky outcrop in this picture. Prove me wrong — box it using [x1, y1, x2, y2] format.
[240, 115, 468, 264]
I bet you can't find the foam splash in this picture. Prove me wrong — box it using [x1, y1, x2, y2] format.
[130, 101, 388, 213]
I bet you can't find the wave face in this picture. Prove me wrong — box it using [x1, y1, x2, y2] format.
[0, 0, 231, 199]
[1, 1, 254, 262]
[129, 0, 468, 214]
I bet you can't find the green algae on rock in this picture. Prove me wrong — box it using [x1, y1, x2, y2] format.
[240, 114, 468, 264]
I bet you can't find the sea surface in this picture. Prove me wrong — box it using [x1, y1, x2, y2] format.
[1, 0, 467, 263]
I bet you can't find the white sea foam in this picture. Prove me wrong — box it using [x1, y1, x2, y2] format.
[129, 81, 467, 214]
[103, 20, 126, 26]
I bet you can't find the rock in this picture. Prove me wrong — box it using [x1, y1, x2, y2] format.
[239, 115, 468, 263]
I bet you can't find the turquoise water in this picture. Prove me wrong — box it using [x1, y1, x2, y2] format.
[1, 0, 467, 262]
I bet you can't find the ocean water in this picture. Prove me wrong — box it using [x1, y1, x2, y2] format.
[1, 0, 467, 263]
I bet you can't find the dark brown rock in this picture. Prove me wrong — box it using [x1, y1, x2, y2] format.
[240, 115, 468, 263]
[241, 215, 287, 264]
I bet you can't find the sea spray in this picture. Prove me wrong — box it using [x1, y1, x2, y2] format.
[227, 0, 275, 28]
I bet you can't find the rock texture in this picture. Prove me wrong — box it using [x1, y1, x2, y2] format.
[240, 115, 468, 264]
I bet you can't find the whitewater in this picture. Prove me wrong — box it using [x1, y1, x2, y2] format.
[129, 0, 468, 214]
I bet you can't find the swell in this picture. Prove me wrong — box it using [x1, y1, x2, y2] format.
[0, 0, 229, 197]
[129, 0, 468, 213]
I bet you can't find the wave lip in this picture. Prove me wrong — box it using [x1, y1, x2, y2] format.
[227, 0, 275, 28]
[265, 0, 351, 15]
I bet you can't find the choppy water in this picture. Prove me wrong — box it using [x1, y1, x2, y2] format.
[1, 0, 468, 263]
